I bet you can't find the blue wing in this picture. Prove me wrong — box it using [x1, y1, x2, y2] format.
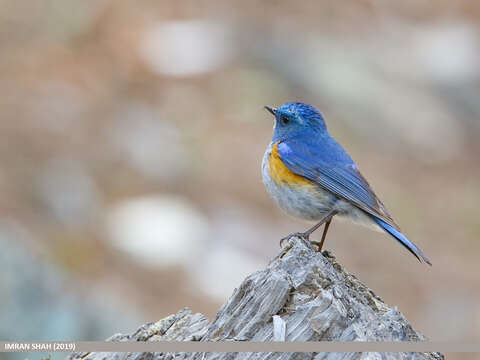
[277, 137, 398, 228]
[278, 137, 432, 264]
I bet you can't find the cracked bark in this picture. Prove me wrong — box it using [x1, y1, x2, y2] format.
[68, 237, 444, 360]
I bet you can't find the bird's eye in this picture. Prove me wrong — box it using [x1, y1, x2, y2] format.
[281, 115, 290, 125]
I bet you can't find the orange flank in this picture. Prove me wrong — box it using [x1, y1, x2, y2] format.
[269, 142, 314, 187]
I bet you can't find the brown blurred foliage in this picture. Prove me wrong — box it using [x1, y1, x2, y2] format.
[1, 2, 480, 358]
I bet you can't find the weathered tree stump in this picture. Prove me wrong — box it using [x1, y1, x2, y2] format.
[69, 237, 444, 360]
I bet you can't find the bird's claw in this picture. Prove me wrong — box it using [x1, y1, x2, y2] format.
[309, 241, 322, 252]
[279, 232, 313, 250]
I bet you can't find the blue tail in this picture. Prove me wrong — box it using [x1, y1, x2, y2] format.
[373, 217, 431, 265]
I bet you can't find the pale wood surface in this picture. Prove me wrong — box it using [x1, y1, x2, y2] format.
[69, 237, 444, 360]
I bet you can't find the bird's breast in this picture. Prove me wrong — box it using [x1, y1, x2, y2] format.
[267, 142, 313, 188]
[262, 142, 335, 221]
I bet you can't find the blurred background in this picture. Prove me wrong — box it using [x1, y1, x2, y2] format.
[1, 1, 479, 359]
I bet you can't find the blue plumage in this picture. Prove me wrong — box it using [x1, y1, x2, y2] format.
[373, 217, 431, 265]
[262, 102, 431, 265]
[277, 139, 388, 220]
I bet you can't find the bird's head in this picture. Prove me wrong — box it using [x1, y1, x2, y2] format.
[265, 102, 327, 142]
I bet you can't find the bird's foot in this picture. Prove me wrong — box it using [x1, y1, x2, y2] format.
[279, 232, 313, 250]
[309, 241, 323, 252]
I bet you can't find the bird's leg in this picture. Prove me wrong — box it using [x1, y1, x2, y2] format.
[279, 210, 338, 248]
[313, 217, 333, 252]
[302, 210, 337, 238]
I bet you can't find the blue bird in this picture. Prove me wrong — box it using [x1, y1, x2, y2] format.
[262, 102, 431, 265]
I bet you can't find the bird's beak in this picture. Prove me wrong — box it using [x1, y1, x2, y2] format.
[264, 106, 277, 116]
